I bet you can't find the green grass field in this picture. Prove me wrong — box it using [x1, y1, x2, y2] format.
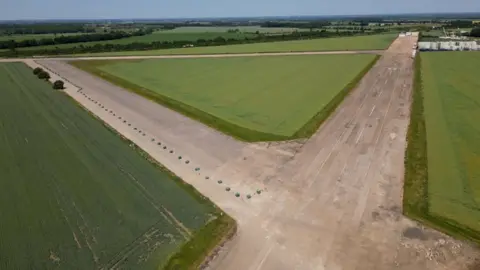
[72, 54, 378, 141]
[0, 62, 233, 269]
[74, 34, 396, 57]
[404, 51, 480, 243]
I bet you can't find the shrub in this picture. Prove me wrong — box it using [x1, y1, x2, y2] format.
[33, 67, 43, 75]
[37, 70, 50, 80]
[53, 80, 65, 90]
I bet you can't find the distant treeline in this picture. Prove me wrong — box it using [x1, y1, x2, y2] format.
[0, 23, 93, 35]
[0, 29, 152, 50]
[1, 30, 388, 57]
[444, 20, 477, 29]
[260, 21, 331, 29]
[469, 28, 480, 37]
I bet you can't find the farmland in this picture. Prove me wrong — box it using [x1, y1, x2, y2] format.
[72, 54, 378, 141]
[74, 34, 396, 56]
[0, 62, 233, 269]
[11, 31, 258, 51]
[404, 51, 480, 243]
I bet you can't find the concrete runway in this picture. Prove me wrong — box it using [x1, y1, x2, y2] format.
[13, 38, 480, 270]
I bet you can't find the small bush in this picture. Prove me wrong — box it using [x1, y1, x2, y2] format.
[37, 70, 50, 80]
[33, 67, 43, 75]
[53, 80, 65, 90]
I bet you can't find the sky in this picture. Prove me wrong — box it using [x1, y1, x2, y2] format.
[2, 0, 480, 20]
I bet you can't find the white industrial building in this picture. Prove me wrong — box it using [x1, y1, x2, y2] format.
[418, 41, 480, 51]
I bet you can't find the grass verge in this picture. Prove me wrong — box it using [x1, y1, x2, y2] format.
[403, 54, 480, 244]
[60, 86, 237, 269]
[71, 55, 380, 142]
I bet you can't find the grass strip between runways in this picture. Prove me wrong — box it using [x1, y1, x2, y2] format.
[71, 55, 380, 142]
[403, 54, 480, 244]
[293, 55, 380, 139]
[60, 85, 237, 269]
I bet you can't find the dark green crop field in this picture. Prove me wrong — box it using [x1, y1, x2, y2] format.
[72, 54, 378, 141]
[0, 62, 233, 269]
[404, 51, 480, 243]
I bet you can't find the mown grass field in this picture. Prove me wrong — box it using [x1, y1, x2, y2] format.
[404, 51, 480, 243]
[72, 54, 378, 141]
[74, 34, 396, 56]
[0, 62, 233, 269]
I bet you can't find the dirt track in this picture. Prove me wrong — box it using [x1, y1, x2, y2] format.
[20, 38, 480, 270]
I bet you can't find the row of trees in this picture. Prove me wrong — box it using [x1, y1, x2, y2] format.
[33, 67, 50, 80]
[470, 28, 480, 37]
[260, 21, 331, 29]
[0, 23, 93, 35]
[0, 29, 152, 50]
[444, 20, 476, 29]
[32, 67, 64, 89]
[1, 30, 388, 57]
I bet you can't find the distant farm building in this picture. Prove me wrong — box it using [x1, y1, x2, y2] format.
[418, 41, 480, 51]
